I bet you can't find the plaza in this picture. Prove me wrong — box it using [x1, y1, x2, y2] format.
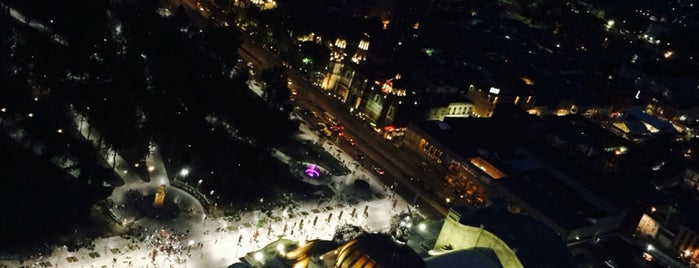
[0, 111, 420, 268]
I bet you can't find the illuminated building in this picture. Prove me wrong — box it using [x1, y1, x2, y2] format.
[241, 234, 427, 268]
[426, 101, 473, 121]
[465, 85, 533, 118]
[235, 207, 574, 267]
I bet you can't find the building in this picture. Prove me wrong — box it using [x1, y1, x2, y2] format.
[233, 207, 575, 268]
[465, 85, 533, 118]
[401, 109, 639, 242]
[432, 206, 575, 268]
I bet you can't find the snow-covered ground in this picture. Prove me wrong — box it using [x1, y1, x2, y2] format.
[0, 112, 417, 268]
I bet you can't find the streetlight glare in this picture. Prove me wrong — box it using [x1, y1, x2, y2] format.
[276, 243, 285, 254]
[418, 223, 426, 231]
[253, 252, 264, 262]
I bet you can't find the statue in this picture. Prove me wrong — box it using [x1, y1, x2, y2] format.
[153, 185, 166, 208]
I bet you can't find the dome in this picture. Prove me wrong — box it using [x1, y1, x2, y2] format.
[285, 240, 340, 262]
[335, 233, 427, 268]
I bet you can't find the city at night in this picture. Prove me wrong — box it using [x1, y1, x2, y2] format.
[0, 0, 698, 267]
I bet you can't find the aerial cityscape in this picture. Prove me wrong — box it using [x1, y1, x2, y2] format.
[0, 0, 698, 267]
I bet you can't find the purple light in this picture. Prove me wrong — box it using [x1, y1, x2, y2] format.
[305, 164, 320, 178]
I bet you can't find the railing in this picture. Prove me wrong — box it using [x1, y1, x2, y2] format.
[171, 180, 211, 213]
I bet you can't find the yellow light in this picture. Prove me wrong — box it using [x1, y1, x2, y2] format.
[664, 50, 673, 58]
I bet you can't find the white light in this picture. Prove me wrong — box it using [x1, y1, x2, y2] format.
[418, 223, 426, 231]
[188, 240, 194, 246]
[489, 87, 500, 94]
[210, 190, 215, 195]
[647, 244, 654, 251]
[28, 113, 34, 118]
[56, 129, 63, 133]
[0, 107, 5, 112]
[254, 252, 264, 262]
[148, 166, 155, 172]
[276, 244, 285, 253]
[180, 168, 189, 177]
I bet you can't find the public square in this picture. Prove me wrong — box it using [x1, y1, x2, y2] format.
[0, 109, 420, 268]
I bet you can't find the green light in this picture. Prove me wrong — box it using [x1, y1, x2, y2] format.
[302, 57, 312, 64]
[423, 48, 434, 57]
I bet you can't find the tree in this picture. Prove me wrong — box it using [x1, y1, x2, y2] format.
[260, 67, 291, 108]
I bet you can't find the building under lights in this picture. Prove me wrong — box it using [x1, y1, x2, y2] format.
[234, 205, 576, 268]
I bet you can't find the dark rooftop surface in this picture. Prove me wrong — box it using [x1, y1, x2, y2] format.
[411, 118, 520, 160]
[496, 167, 607, 229]
[452, 206, 574, 268]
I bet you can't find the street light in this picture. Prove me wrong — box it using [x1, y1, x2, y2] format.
[180, 168, 190, 177]
[253, 252, 264, 262]
[197, 179, 203, 190]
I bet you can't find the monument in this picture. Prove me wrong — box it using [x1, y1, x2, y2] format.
[153, 185, 166, 208]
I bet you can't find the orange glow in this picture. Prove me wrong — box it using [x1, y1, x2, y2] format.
[382, 20, 390, 30]
[520, 77, 534, 85]
[469, 157, 506, 179]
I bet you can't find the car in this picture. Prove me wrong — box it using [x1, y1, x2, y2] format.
[373, 166, 385, 175]
[345, 138, 356, 146]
